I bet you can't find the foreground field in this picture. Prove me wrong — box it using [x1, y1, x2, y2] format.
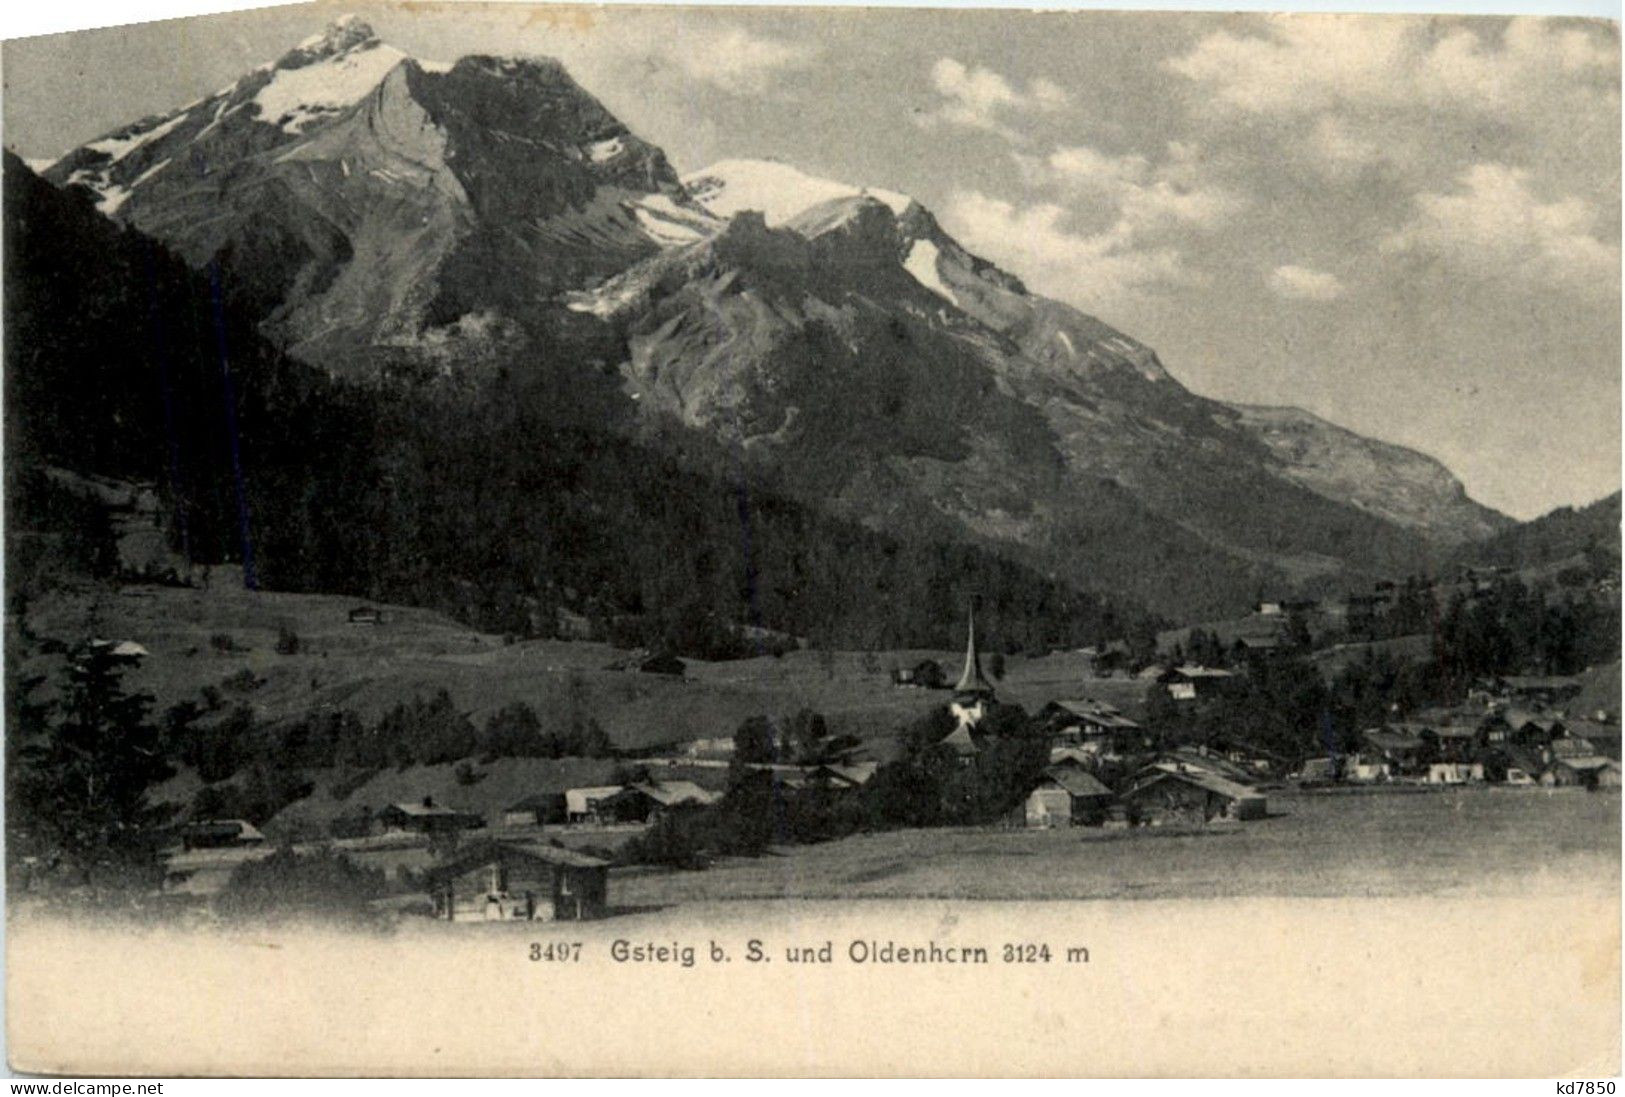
[614, 787, 1621, 907]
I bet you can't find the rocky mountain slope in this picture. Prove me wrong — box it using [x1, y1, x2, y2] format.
[31, 19, 1515, 620]
[43, 16, 716, 372]
[1228, 404, 1510, 543]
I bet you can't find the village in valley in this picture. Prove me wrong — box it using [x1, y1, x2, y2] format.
[1, 11, 1619, 939]
[11, 538, 1615, 928]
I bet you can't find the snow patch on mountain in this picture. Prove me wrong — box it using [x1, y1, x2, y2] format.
[903, 239, 956, 303]
[587, 136, 626, 163]
[628, 193, 716, 245]
[85, 113, 187, 163]
[684, 159, 912, 226]
[253, 40, 409, 132]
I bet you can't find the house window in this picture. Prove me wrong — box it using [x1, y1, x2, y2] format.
[561, 874, 574, 896]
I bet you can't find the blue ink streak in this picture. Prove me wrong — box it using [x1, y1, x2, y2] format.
[207, 260, 256, 590]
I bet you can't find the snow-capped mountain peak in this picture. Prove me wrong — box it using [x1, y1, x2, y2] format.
[289, 13, 377, 58]
[683, 159, 913, 227]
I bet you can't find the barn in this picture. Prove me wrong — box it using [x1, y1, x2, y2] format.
[424, 841, 611, 922]
[1017, 767, 1113, 828]
[1121, 769, 1267, 825]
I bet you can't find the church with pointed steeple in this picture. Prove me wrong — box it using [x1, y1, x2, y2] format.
[948, 603, 996, 736]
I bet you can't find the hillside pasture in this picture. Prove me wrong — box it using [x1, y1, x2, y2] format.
[23, 585, 1127, 759]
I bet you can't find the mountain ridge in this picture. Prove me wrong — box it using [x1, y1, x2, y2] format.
[27, 18, 1520, 621]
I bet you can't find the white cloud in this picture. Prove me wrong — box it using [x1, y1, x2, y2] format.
[1163, 15, 1617, 120]
[1381, 163, 1619, 299]
[1268, 264, 1346, 301]
[648, 25, 814, 94]
[1305, 115, 1385, 175]
[1018, 141, 1243, 235]
[942, 190, 1190, 311]
[919, 57, 1069, 137]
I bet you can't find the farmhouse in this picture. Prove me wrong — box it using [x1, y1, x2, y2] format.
[1346, 757, 1393, 783]
[1426, 762, 1485, 784]
[378, 798, 484, 835]
[1039, 698, 1146, 750]
[1122, 769, 1267, 825]
[1159, 664, 1234, 702]
[424, 841, 610, 922]
[1015, 767, 1113, 828]
[180, 818, 266, 850]
[1563, 718, 1621, 761]
[565, 785, 636, 824]
[565, 781, 718, 824]
[500, 793, 567, 828]
[1361, 728, 1425, 771]
[1139, 746, 1260, 787]
[1297, 757, 1338, 783]
[1498, 675, 1583, 707]
[1541, 757, 1621, 789]
[1490, 710, 1566, 748]
[1091, 639, 1133, 677]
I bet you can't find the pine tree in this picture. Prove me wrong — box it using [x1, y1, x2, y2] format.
[13, 642, 175, 887]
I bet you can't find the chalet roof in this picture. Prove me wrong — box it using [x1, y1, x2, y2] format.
[504, 793, 565, 812]
[1362, 729, 1424, 754]
[564, 785, 629, 814]
[1236, 635, 1280, 650]
[1129, 768, 1264, 803]
[384, 800, 467, 818]
[423, 840, 610, 886]
[1564, 719, 1620, 742]
[1153, 747, 1258, 784]
[814, 761, 879, 786]
[1039, 767, 1112, 799]
[1552, 756, 1617, 772]
[1549, 736, 1597, 758]
[183, 819, 264, 842]
[1498, 708, 1564, 731]
[628, 780, 719, 808]
[1170, 664, 1233, 679]
[92, 638, 150, 658]
[1047, 699, 1140, 730]
[954, 605, 995, 697]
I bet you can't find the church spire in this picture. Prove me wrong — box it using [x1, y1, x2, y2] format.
[954, 601, 995, 697]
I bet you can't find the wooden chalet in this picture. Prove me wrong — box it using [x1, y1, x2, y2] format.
[424, 841, 610, 922]
[1122, 768, 1267, 825]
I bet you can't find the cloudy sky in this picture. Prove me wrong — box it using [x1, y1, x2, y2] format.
[4, 3, 1619, 519]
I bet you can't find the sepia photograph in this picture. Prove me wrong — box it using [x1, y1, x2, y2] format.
[0, 0, 1619, 1077]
